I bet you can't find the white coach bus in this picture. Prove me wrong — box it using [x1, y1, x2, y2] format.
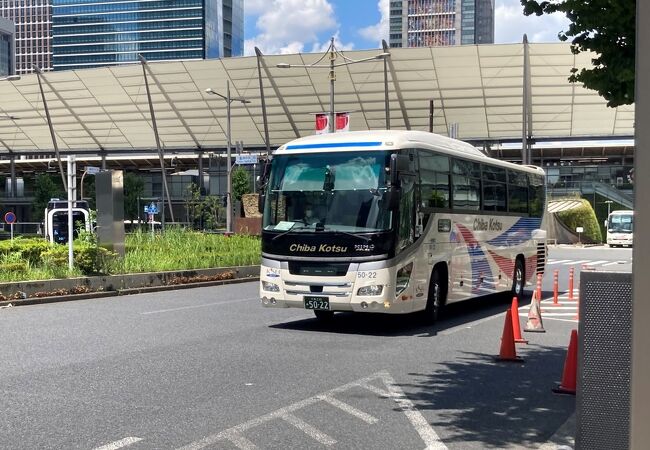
[605, 210, 634, 247]
[259, 131, 547, 323]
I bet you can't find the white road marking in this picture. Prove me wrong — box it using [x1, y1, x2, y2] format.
[319, 395, 379, 424]
[520, 312, 577, 317]
[94, 437, 142, 450]
[176, 371, 446, 450]
[539, 306, 579, 310]
[364, 372, 448, 450]
[547, 260, 571, 265]
[281, 413, 337, 445]
[602, 261, 625, 266]
[586, 260, 608, 265]
[562, 260, 590, 265]
[141, 298, 257, 315]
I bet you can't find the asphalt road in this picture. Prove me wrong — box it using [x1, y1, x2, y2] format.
[0, 246, 622, 450]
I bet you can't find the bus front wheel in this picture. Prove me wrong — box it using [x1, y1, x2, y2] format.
[512, 257, 525, 299]
[422, 268, 446, 325]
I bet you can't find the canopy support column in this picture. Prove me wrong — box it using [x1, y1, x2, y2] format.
[197, 151, 204, 194]
[9, 154, 15, 198]
[384, 52, 390, 130]
[255, 48, 300, 138]
[140, 59, 202, 149]
[35, 67, 67, 191]
[382, 40, 410, 130]
[254, 47, 272, 155]
[522, 35, 533, 165]
[139, 54, 174, 228]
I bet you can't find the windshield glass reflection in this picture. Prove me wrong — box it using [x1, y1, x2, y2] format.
[263, 151, 393, 233]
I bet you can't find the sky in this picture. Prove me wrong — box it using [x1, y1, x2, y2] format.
[243, 0, 572, 56]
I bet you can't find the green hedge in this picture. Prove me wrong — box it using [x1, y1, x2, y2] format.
[555, 198, 603, 243]
[0, 238, 52, 266]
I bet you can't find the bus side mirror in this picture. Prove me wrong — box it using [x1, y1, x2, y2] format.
[389, 154, 410, 186]
[604, 220, 608, 228]
[384, 188, 400, 210]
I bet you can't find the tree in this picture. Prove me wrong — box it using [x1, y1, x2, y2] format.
[32, 174, 65, 221]
[231, 166, 251, 202]
[521, 0, 635, 107]
[123, 172, 145, 221]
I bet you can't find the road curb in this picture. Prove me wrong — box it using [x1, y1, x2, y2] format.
[0, 275, 260, 308]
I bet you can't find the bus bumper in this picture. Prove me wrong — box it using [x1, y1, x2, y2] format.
[259, 261, 418, 314]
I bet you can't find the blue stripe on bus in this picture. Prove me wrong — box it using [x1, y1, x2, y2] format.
[285, 141, 383, 150]
[486, 217, 543, 246]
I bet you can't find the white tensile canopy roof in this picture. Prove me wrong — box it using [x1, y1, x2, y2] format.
[0, 42, 634, 155]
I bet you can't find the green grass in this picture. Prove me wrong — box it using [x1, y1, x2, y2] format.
[0, 230, 261, 283]
[123, 229, 261, 272]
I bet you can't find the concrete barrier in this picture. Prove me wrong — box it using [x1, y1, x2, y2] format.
[0, 265, 260, 301]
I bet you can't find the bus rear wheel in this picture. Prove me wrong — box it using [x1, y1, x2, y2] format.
[314, 310, 334, 322]
[511, 257, 525, 299]
[422, 268, 446, 325]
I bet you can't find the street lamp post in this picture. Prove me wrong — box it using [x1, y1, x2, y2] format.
[205, 81, 250, 234]
[277, 39, 390, 133]
[604, 200, 613, 217]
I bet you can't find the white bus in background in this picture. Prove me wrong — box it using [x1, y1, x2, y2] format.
[258, 130, 547, 323]
[606, 210, 634, 247]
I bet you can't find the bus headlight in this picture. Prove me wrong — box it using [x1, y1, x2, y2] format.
[262, 281, 280, 292]
[357, 285, 383, 296]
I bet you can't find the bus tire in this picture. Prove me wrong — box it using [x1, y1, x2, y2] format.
[422, 268, 446, 325]
[314, 310, 334, 322]
[512, 257, 525, 299]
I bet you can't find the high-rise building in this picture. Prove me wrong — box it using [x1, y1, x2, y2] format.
[50, 0, 244, 71]
[389, 0, 494, 48]
[0, 1, 52, 74]
[0, 17, 15, 76]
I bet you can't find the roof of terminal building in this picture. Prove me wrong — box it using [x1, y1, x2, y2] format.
[0, 42, 635, 155]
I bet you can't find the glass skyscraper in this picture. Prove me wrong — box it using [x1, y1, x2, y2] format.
[389, 0, 494, 48]
[0, 17, 15, 76]
[51, 0, 244, 71]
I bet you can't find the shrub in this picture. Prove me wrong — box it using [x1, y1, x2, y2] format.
[74, 244, 117, 275]
[555, 198, 603, 243]
[0, 262, 27, 273]
[0, 237, 53, 266]
[42, 243, 117, 276]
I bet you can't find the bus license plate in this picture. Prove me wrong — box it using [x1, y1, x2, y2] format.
[304, 296, 330, 310]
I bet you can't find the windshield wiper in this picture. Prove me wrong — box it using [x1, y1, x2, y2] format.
[317, 226, 372, 242]
[271, 225, 312, 241]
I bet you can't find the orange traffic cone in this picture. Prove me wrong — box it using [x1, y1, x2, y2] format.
[496, 309, 524, 362]
[552, 329, 578, 395]
[511, 297, 528, 344]
[524, 290, 546, 333]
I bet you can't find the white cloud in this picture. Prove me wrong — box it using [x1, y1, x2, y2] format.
[244, 0, 340, 56]
[358, 0, 389, 46]
[244, 0, 268, 16]
[495, 0, 571, 43]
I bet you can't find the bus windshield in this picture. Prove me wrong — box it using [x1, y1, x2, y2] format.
[608, 213, 633, 233]
[263, 151, 393, 233]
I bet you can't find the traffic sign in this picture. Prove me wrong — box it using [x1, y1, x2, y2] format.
[4, 211, 16, 224]
[144, 202, 159, 215]
[236, 154, 258, 165]
[86, 166, 101, 175]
